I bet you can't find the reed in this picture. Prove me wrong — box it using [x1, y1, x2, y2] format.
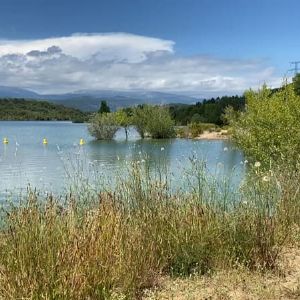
[0, 159, 298, 299]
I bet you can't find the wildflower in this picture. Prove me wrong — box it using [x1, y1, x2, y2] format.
[244, 160, 248, 164]
[262, 176, 270, 182]
[223, 147, 228, 152]
[161, 147, 165, 151]
[254, 161, 261, 168]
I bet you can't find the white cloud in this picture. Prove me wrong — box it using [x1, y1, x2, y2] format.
[0, 33, 283, 96]
[0, 33, 174, 62]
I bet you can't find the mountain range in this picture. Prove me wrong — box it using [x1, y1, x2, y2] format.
[0, 86, 198, 111]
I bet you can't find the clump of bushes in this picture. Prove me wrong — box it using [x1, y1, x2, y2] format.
[226, 83, 300, 167]
[131, 105, 175, 139]
[88, 112, 119, 140]
[188, 122, 217, 138]
[88, 104, 175, 140]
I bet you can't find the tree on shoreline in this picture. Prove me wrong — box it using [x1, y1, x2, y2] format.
[132, 105, 175, 139]
[227, 83, 300, 167]
[98, 100, 110, 114]
[88, 112, 119, 140]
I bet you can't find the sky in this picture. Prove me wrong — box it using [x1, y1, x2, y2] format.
[0, 0, 299, 97]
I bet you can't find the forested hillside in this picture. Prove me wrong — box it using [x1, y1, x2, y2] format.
[169, 95, 245, 125]
[0, 99, 88, 122]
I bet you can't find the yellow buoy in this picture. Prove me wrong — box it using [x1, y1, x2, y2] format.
[43, 138, 48, 145]
[3, 137, 8, 144]
[79, 138, 85, 145]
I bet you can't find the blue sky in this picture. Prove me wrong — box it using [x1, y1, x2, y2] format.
[0, 0, 299, 96]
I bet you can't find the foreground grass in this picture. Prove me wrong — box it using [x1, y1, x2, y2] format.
[0, 161, 299, 299]
[144, 248, 300, 299]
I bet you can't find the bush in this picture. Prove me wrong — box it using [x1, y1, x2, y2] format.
[132, 105, 175, 139]
[188, 123, 216, 138]
[88, 113, 119, 140]
[226, 83, 300, 167]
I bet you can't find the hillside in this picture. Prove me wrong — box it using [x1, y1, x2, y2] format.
[0, 86, 197, 111]
[0, 98, 89, 122]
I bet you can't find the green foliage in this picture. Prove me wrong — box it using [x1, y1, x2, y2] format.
[188, 123, 204, 138]
[0, 98, 88, 122]
[293, 74, 300, 96]
[169, 95, 245, 125]
[115, 109, 132, 139]
[227, 83, 300, 166]
[188, 123, 217, 138]
[98, 100, 110, 114]
[132, 105, 175, 139]
[88, 112, 119, 140]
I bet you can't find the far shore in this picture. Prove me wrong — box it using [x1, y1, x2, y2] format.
[195, 129, 229, 140]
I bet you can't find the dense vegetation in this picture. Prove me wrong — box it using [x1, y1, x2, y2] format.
[89, 104, 175, 140]
[227, 83, 300, 167]
[169, 95, 245, 125]
[0, 156, 299, 299]
[0, 98, 89, 122]
[1, 81, 300, 298]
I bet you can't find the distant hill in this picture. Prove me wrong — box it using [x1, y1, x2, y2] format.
[0, 86, 40, 99]
[0, 98, 88, 121]
[0, 86, 198, 112]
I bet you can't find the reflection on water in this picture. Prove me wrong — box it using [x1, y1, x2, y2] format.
[0, 121, 245, 197]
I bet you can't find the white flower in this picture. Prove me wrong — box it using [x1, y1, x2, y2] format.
[244, 160, 248, 164]
[254, 161, 261, 168]
[262, 176, 270, 182]
[161, 147, 165, 151]
[223, 147, 228, 152]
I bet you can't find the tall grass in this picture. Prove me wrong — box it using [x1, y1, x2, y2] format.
[0, 159, 299, 299]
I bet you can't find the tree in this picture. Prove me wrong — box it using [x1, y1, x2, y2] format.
[132, 105, 175, 139]
[115, 109, 132, 140]
[226, 83, 300, 167]
[98, 101, 110, 114]
[293, 74, 300, 96]
[88, 112, 119, 140]
[132, 105, 148, 138]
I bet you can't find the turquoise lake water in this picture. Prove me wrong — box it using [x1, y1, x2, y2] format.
[0, 121, 245, 197]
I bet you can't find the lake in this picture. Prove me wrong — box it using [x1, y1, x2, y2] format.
[0, 121, 245, 197]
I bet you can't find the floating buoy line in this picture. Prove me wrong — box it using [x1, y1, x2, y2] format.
[2, 138, 87, 146]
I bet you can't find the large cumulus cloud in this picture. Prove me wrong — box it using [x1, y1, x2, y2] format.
[0, 33, 283, 96]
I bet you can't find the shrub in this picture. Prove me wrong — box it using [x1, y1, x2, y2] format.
[88, 112, 119, 140]
[226, 83, 300, 167]
[188, 122, 204, 138]
[187, 123, 216, 138]
[132, 105, 175, 139]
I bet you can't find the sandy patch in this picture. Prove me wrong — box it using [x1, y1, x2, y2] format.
[195, 130, 229, 140]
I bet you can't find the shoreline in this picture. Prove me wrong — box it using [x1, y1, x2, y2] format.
[195, 129, 229, 140]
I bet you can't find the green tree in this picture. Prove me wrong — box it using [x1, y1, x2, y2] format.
[88, 112, 119, 140]
[98, 101, 110, 114]
[132, 105, 175, 139]
[115, 109, 132, 140]
[293, 74, 300, 96]
[226, 83, 300, 167]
